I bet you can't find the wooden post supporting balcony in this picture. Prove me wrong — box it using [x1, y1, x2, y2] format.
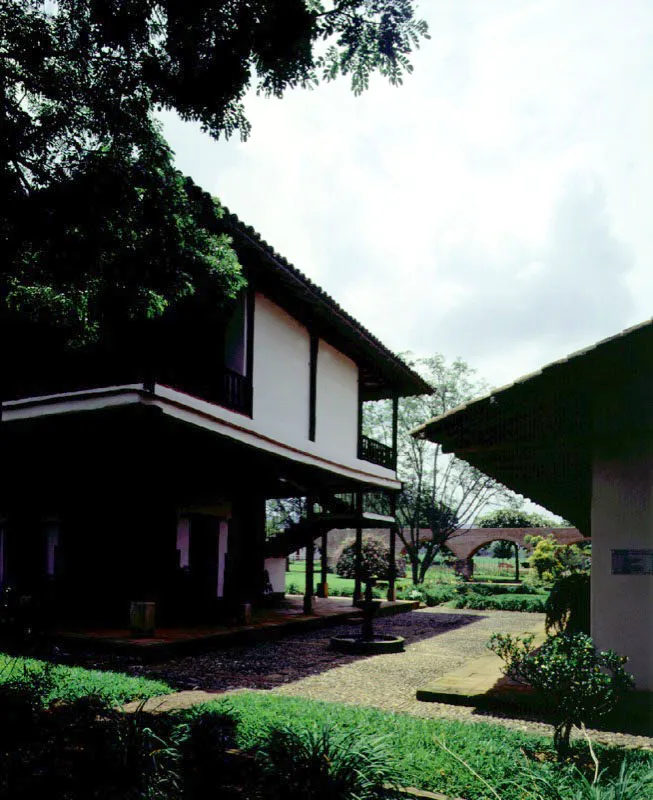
[318, 532, 329, 598]
[388, 494, 398, 601]
[388, 493, 397, 603]
[353, 491, 363, 605]
[303, 500, 315, 615]
[391, 395, 399, 471]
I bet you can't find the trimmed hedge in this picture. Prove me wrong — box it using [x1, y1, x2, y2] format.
[398, 581, 547, 608]
[451, 593, 547, 612]
[461, 582, 543, 597]
[396, 585, 458, 606]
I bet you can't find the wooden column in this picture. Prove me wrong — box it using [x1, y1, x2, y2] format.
[303, 499, 315, 615]
[318, 531, 329, 598]
[391, 395, 399, 471]
[224, 494, 266, 618]
[308, 333, 318, 442]
[388, 494, 398, 601]
[353, 491, 363, 605]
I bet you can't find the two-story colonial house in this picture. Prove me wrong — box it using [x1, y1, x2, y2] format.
[0, 208, 430, 629]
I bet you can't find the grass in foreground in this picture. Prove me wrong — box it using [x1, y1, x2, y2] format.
[0, 653, 173, 706]
[179, 692, 653, 800]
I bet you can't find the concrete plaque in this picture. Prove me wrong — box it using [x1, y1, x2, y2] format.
[611, 549, 653, 575]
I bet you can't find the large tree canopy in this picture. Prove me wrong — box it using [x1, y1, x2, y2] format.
[1, 0, 428, 342]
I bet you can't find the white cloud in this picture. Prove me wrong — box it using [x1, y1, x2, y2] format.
[160, 0, 653, 390]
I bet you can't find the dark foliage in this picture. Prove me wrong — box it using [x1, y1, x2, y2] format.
[0, 679, 238, 799]
[1, 1, 428, 343]
[545, 573, 591, 635]
[336, 538, 406, 581]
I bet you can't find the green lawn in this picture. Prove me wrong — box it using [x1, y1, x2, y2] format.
[0, 653, 173, 706]
[181, 692, 652, 800]
[286, 556, 533, 597]
[285, 561, 410, 596]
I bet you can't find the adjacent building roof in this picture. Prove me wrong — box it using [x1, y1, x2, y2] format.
[410, 319, 653, 533]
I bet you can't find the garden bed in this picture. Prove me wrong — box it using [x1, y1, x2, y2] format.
[179, 693, 653, 800]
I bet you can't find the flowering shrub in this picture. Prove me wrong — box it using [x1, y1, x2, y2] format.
[335, 539, 406, 581]
[524, 534, 591, 581]
[487, 632, 634, 757]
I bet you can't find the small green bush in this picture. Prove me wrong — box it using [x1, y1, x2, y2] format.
[468, 583, 543, 597]
[423, 586, 457, 605]
[336, 539, 406, 581]
[397, 583, 462, 606]
[487, 594, 547, 612]
[488, 632, 634, 758]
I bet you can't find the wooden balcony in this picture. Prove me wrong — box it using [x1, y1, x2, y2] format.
[358, 434, 396, 470]
[154, 366, 253, 417]
[218, 367, 252, 416]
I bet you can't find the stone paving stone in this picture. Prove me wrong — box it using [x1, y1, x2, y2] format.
[139, 607, 653, 751]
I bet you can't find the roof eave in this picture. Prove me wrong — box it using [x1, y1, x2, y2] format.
[222, 209, 433, 399]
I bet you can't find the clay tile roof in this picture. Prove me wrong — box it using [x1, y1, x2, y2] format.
[220, 206, 432, 399]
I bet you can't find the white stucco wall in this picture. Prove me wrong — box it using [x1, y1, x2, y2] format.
[315, 340, 358, 462]
[264, 557, 287, 594]
[591, 453, 653, 690]
[252, 294, 310, 447]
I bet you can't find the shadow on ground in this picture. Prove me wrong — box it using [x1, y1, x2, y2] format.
[468, 691, 653, 739]
[119, 611, 485, 692]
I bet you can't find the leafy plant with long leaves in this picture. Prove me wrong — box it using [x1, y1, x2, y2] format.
[254, 722, 399, 800]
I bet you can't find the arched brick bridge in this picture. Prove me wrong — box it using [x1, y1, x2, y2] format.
[317, 526, 587, 570]
[445, 527, 586, 560]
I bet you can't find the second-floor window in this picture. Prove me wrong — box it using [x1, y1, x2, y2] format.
[224, 292, 247, 376]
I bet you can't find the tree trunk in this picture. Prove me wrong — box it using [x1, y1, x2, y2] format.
[410, 551, 420, 585]
[515, 542, 520, 583]
[553, 721, 573, 759]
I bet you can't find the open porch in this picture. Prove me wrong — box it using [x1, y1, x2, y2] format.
[54, 595, 419, 661]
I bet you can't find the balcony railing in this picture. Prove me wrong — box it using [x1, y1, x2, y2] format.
[361, 489, 394, 517]
[216, 367, 252, 416]
[163, 367, 252, 416]
[358, 434, 395, 470]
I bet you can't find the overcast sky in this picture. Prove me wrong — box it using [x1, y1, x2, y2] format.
[160, 0, 653, 393]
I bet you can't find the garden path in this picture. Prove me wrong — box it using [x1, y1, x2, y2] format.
[139, 607, 653, 751]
